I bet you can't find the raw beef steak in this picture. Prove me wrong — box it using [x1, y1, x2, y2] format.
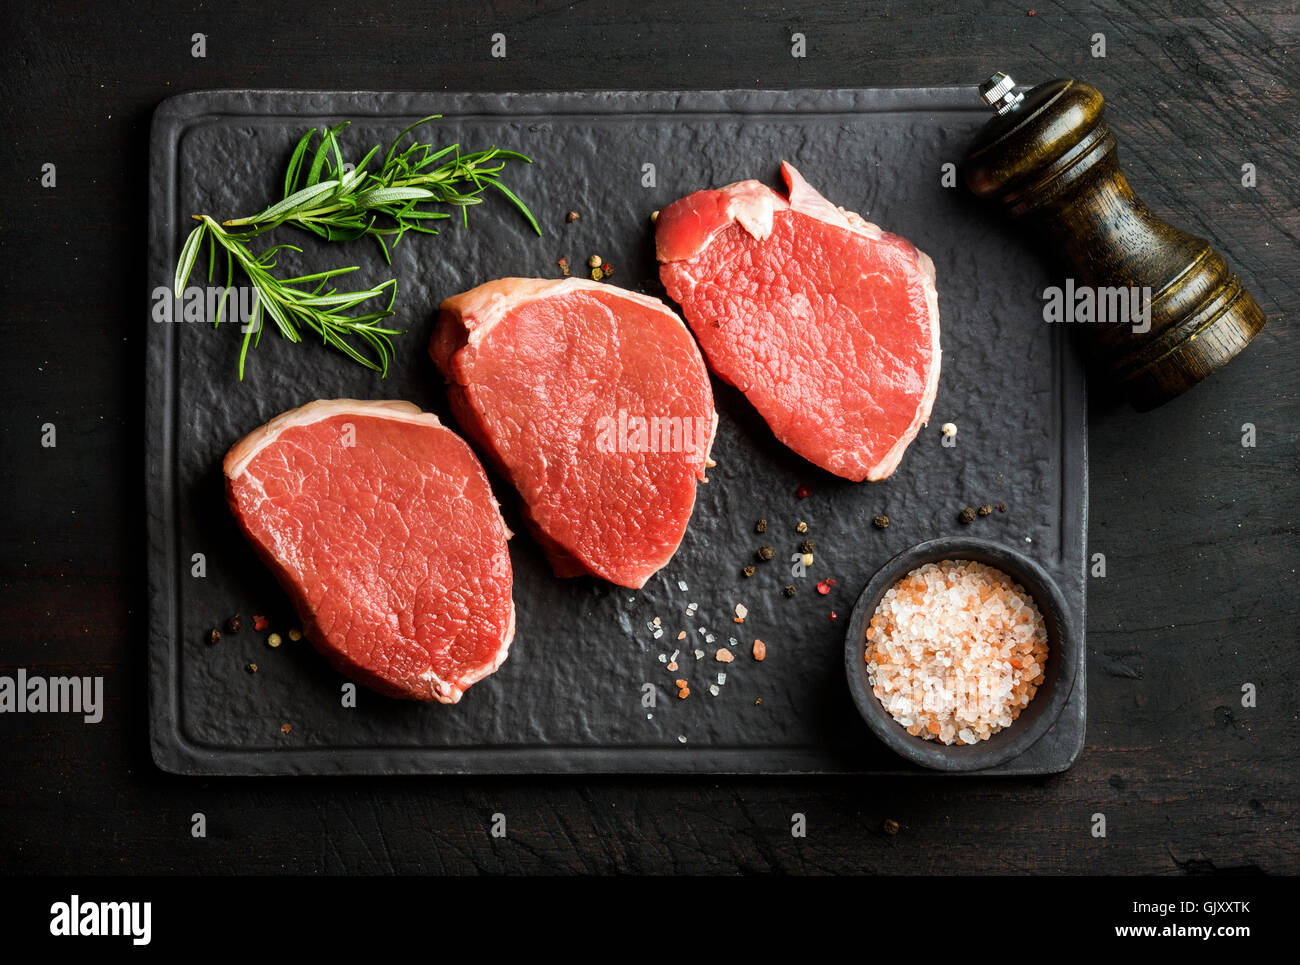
[656, 161, 940, 481]
[224, 399, 515, 703]
[431, 278, 716, 589]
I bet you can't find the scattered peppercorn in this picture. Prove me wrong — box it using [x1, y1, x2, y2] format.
[755, 518, 768, 533]
[883, 818, 900, 835]
[288, 628, 302, 642]
[873, 514, 890, 529]
[280, 722, 292, 734]
[267, 633, 283, 648]
[742, 564, 756, 578]
[799, 539, 816, 554]
[245, 662, 259, 674]
[253, 614, 269, 631]
[591, 267, 604, 281]
[817, 579, 835, 595]
[796, 521, 808, 533]
[602, 262, 614, 277]
[829, 610, 838, 621]
[783, 585, 797, 598]
[978, 504, 993, 516]
[801, 553, 814, 567]
[796, 484, 811, 499]
[566, 210, 580, 223]
[557, 256, 570, 277]
[959, 507, 977, 524]
[997, 502, 1008, 513]
[650, 210, 660, 222]
[225, 614, 243, 634]
[206, 628, 222, 645]
[756, 546, 776, 561]
[588, 254, 602, 268]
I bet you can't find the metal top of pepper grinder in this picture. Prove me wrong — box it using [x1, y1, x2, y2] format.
[962, 72, 1266, 411]
[979, 71, 1024, 115]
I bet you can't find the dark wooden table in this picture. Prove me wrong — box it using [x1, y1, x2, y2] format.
[1, 0, 1296, 875]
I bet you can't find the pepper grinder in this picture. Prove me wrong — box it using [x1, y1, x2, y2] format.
[962, 73, 1266, 411]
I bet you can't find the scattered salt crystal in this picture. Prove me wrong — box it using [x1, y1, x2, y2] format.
[647, 713, 653, 719]
[708, 684, 720, 696]
[693, 649, 704, 660]
[717, 672, 726, 685]
[705, 633, 715, 644]
[653, 628, 664, 639]
[678, 580, 688, 591]
[670, 649, 679, 661]
[677, 735, 687, 744]
[657, 653, 667, 663]
[698, 627, 708, 636]
[735, 603, 748, 620]
[686, 602, 698, 615]
[652, 616, 662, 627]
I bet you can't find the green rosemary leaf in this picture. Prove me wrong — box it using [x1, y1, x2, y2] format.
[283, 127, 316, 198]
[306, 122, 349, 187]
[240, 180, 341, 228]
[174, 222, 206, 297]
[486, 178, 541, 235]
[349, 186, 436, 208]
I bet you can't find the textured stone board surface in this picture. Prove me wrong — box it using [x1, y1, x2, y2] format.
[146, 89, 1086, 775]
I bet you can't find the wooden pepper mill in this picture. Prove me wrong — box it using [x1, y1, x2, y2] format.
[962, 73, 1266, 411]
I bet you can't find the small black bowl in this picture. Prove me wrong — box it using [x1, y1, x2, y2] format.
[844, 537, 1078, 772]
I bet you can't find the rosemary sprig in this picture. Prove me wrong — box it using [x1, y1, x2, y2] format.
[224, 115, 542, 262]
[174, 216, 401, 380]
[173, 116, 539, 378]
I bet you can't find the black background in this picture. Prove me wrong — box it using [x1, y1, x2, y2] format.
[1, 0, 1296, 874]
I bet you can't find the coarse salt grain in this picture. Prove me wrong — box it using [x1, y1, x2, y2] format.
[864, 560, 1049, 746]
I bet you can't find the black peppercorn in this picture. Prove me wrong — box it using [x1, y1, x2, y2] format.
[782, 585, 797, 597]
[959, 507, 977, 524]
[206, 628, 221, 645]
[742, 565, 756, 578]
[225, 614, 243, 634]
[756, 546, 776, 561]
[799, 539, 816, 554]
[755, 519, 768, 533]
[978, 504, 993, 516]
[873, 515, 889, 529]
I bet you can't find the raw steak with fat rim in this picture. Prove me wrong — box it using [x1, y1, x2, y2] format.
[431, 277, 716, 589]
[656, 161, 940, 481]
[224, 399, 515, 703]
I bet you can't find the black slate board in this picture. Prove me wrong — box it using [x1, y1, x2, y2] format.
[146, 88, 1087, 776]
